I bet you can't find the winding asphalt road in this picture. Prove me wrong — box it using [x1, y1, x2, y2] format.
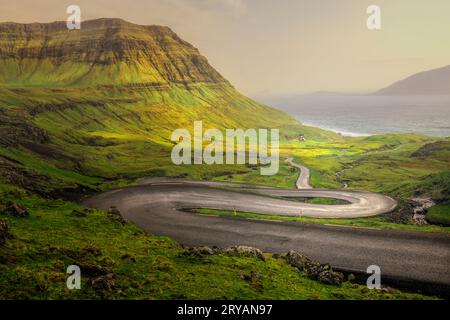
[286, 157, 312, 189]
[83, 160, 450, 292]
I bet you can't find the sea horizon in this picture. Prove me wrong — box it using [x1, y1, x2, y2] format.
[260, 95, 450, 138]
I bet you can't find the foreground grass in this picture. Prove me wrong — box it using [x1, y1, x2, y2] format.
[427, 204, 450, 226]
[195, 209, 450, 234]
[0, 85, 448, 299]
[0, 194, 434, 300]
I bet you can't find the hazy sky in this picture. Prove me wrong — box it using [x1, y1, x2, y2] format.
[1, 0, 450, 96]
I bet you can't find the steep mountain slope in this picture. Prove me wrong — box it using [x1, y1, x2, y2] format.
[375, 65, 450, 95]
[0, 18, 338, 190]
[0, 18, 225, 86]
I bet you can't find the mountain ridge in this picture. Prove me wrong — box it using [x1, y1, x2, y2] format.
[0, 18, 227, 87]
[374, 65, 450, 95]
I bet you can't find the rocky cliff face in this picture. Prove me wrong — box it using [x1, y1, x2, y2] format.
[0, 18, 227, 86]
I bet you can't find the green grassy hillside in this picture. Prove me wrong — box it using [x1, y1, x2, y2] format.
[0, 18, 337, 189]
[0, 84, 338, 189]
[0, 18, 448, 299]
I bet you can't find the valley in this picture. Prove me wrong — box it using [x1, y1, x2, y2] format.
[0, 18, 449, 300]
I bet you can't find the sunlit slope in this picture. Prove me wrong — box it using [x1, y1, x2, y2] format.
[0, 18, 338, 180]
[0, 84, 337, 178]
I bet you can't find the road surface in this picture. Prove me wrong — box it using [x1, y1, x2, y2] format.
[286, 157, 312, 189]
[82, 161, 450, 292]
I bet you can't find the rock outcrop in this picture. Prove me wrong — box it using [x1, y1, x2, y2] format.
[286, 250, 344, 286]
[183, 245, 265, 261]
[225, 246, 265, 261]
[183, 246, 343, 285]
[107, 206, 127, 224]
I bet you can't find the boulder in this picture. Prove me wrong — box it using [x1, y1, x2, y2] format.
[286, 250, 343, 286]
[286, 250, 313, 270]
[183, 246, 222, 257]
[107, 206, 127, 224]
[225, 246, 265, 261]
[91, 273, 116, 292]
[380, 287, 397, 294]
[182, 245, 265, 261]
[309, 263, 344, 286]
[1, 203, 29, 218]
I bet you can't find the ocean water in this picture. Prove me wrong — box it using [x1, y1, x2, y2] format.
[262, 95, 450, 137]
